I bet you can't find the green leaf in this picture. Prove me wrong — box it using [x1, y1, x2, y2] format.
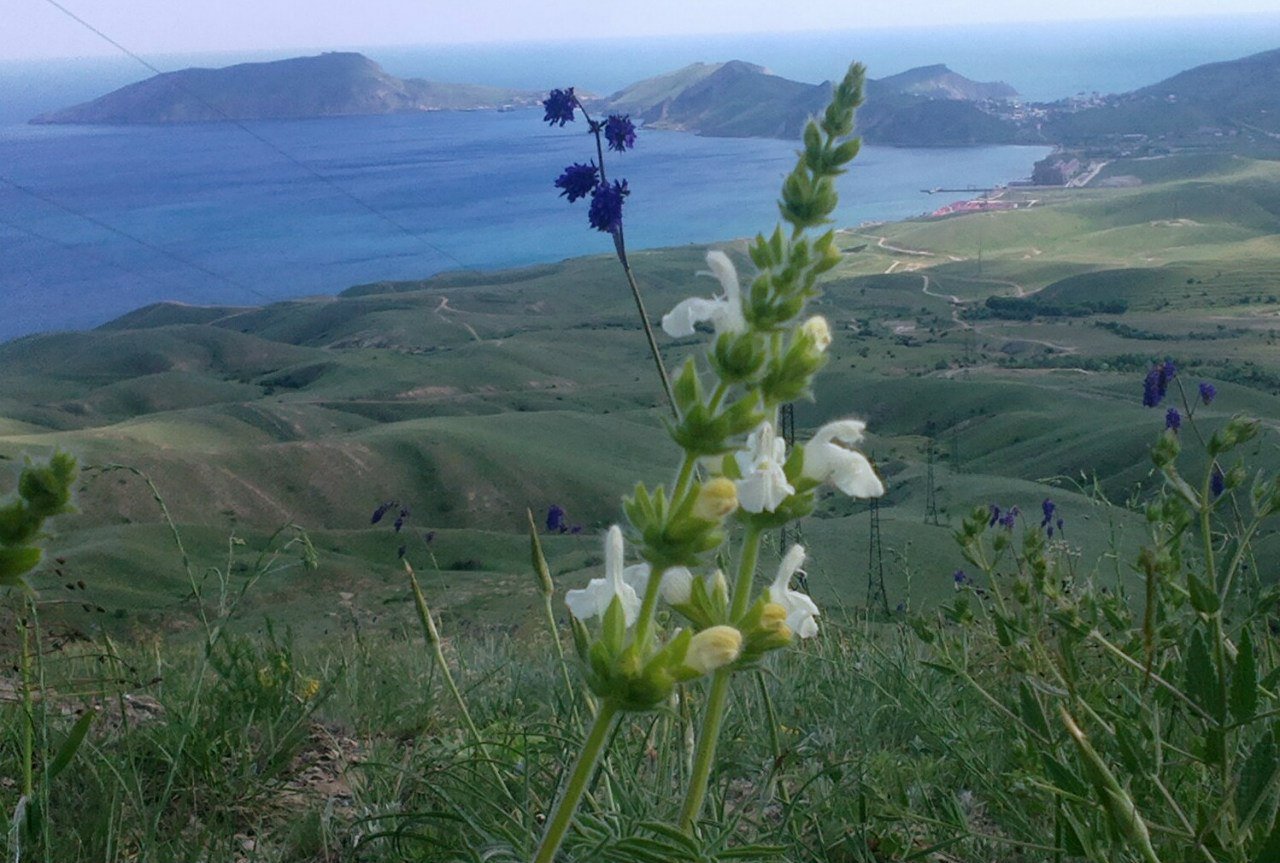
[1019, 682, 1051, 741]
[1236, 730, 1279, 829]
[1231, 628, 1259, 724]
[1184, 628, 1223, 718]
[47, 708, 96, 781]
[1041, 753, 1090, 800]
[1187, 570, 1220, 614]
[0, 545, 41, 585]
[1254, 806, 1280, 862]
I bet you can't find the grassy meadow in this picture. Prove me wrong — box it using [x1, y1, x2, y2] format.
[3, 149, 1280, 861]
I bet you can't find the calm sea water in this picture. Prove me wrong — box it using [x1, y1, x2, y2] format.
[1, 15, 1276, 340]
[0, 112, 1048, 341]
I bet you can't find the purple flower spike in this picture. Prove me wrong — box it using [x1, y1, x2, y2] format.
[988, 504, 1001, 528]
[588, 179, 629, 233]
[371, 500, 396, 525]
[1211, 465, 1226, 498]
[1040, 499, 1056, 528]
[542, 88, 577, 127]
[999, 506, 1019, 530]
[424, 530, 436, 544]
[1166, 407, 1182, 432]
[953, 569, 969, 585]
[1142, 366, 1162, 407]
[604, 114, 636, 152]
[554, 162, 599, 203]
[546, 504, 567, 534]
[1199, 381, 1217, 405]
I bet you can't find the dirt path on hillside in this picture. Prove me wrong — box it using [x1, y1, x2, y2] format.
[434, 296, 482, 342]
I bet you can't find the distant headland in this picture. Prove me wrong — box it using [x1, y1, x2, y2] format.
[29, 52, 543, 125]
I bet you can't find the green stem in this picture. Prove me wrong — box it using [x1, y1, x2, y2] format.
[543, 593, 584, 727]
[617, 242, 679, 420]
[19, 604, 33, 801]
[407, 566, 509, 796]
[678, 523, 764, 832]
[532, 700, 620, 863]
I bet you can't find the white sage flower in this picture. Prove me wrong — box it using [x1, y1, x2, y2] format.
[661, 250, 748, 338]
[802, 419, 884, 498]
[768, 544, 820, 638]
[622, 563, 695, 606]
[734, 420, 794, 513]
[565, 525, 641, 626]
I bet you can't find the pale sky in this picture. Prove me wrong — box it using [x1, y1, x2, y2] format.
[7, 0, 1280, 61]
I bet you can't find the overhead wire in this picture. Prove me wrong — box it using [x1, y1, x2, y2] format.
[36, 0, 476, 274]
[0, 211, 200, 295]
[0, 173, 272, 301]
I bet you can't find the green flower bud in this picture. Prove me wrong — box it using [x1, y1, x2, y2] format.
[710, 331, 767, 384]
[1150, 430, 1180, 468]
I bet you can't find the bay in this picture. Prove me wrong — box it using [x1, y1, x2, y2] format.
[0, 109, 1048, 341]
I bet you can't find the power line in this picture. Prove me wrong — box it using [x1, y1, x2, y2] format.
[38, 0, 475, 275]
[0, 173, 270, 301]
[0, 212, 190, 294]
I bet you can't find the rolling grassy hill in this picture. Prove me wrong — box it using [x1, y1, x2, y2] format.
[5, 152, 1280, 640]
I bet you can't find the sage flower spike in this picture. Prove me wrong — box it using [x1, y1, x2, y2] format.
[565, 525, 641, 626]
[768, 545, 820, 638]
[661, 250, 748, 338]
[802, 419, 884, 498]
[734, 421, 795, 513]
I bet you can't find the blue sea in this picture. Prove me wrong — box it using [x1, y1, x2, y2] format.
[1, 15, 1277, 341]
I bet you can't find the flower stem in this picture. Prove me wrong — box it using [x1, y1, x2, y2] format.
[573, 94, 677, 420]
[616, 234, 679, 420]
[678, 523, 764, 832]
[532, 699, 620, 863]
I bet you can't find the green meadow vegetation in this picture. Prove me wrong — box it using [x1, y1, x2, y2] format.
[2, 105, 1280, 861]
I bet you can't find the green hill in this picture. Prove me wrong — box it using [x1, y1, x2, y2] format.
[6, 154, 1280, 637]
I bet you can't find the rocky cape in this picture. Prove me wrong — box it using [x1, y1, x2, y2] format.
[600, 60, 1021, 146]
[31, 52, 543, 125]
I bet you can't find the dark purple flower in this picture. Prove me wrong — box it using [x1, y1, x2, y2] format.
[603, 114, 636, 152]
[423, 530, 436, 544]
[1199, 381, 1216, 405]
[1142, 366, 1162, 407]
[397, 544, 406, 559]
[1056, 517, 1064, 534]
[988, 504, 1001, 528]
[1040, 499, 1056, 528]
[546, 504, 567, 534]
[1211, 465, 1226, 498]
[999, 506, 1019, 530]
[371, 501, 396, 525]
[953, 569, 969, 585]
[588, 180, 629, 233]
[394, 507, 410, 533]
[1165, 408, 1181, 432]
[569, 524, 583, 535]
[554, 162, 599, 203]
[542, 88, 577, 127]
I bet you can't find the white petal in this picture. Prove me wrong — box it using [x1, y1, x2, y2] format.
[705, 251, 739, 303]
[773, 544, 807, 591]
[622, 563, 651, 595]
[736, 463, 794, 513]
[813, 419, 866, 448]
[828, 449, 885, 498]
[662, 297, 723, 338]
[604, 525, 625, 584]
[658, 567, 694, 605]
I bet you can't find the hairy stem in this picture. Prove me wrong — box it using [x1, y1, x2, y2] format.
[532, 700, 620, 863]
